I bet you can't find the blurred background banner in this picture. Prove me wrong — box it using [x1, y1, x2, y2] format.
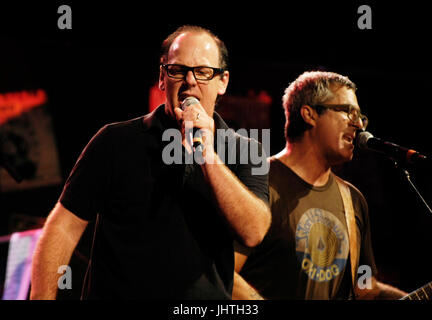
[1, 228, 42, 300]
[0, 89, 62, 192]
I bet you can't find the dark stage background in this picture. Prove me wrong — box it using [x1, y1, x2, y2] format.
[0, 2, 431, 299]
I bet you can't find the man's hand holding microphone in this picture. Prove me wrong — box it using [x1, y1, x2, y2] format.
[174, 97, 216, 163]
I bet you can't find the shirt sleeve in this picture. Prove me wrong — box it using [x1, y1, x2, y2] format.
[59, 124, 114, 221]
[232, 135, 270, 205]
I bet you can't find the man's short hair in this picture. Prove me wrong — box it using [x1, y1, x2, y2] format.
[282, 71, 356, 141]
[160, 25, 229, 71]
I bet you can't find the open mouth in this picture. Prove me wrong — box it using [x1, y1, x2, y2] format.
[179, 94, 199, 104]
[343, 135, 354, 144]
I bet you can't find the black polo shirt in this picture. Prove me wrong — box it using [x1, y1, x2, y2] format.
[59, 104, 269, 299]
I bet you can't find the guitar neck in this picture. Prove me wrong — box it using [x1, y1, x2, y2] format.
[400, 281, 432, 300]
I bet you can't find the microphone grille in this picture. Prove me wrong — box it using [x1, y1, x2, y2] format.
[357, 131, 374, 149]
[182, 97, 199, 110]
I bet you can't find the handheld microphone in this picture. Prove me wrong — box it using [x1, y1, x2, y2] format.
[356, 131, 428, 165]
[181, 97, 203, 153]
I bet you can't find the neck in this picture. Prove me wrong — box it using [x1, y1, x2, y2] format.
[275, 140, 332, 187]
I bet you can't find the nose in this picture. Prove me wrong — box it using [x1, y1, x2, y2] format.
[354, 117, 363, 129]
[185, 70, 197, 86]
[349, 115, 364, 130]
[358, 117, 368, 130]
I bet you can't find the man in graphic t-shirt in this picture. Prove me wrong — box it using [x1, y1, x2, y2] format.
[233, 71, 407, 300]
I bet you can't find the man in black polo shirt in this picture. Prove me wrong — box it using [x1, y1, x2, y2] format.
[30, 25, 271, 299]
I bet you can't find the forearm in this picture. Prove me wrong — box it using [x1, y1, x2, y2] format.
[375, 281, 407, 300]
[31, 228, 74, 299]
[202, 151, 271, 247]
[233, 272, 264, 300]
[31, 204, 88, 300]
[355, 277, 407, 300]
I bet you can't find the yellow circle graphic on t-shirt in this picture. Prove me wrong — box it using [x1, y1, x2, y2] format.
[308, 222, 339, 268]
[295, 208, 349, 282]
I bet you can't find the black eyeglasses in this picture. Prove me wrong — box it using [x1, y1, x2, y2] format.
[313, 104, 368, 129]
[161, 64, 224, 81]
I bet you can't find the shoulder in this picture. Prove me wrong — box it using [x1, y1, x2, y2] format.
[213, 111, 261, 145]
[268, 157, 291, 183]
[268, 158, 288, 201]
[269, 156, 281, 169]
[104, 116, 146, 133]
[79, 116, 147, 159]
[89, 116, 144, 144]
[333, 175, 365, 199]
[101, 105, 171, 138]
[214, 112, 267, 162]
[333, 174, 368, 213]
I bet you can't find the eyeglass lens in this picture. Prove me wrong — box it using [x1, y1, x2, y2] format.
[166, 65, 215, 80]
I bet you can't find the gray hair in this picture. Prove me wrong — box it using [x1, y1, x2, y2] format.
[282, 71, 356, 141]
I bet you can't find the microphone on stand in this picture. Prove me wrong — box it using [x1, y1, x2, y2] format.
[357, 131, 432, 216]
[356, 131, 428, 165]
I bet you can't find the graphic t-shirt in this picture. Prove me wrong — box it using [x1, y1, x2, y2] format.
[238, 157, 377, 299]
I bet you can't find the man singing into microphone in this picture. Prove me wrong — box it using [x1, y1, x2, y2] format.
[233, 71, 407, 300]
[30, 25, 271, 299]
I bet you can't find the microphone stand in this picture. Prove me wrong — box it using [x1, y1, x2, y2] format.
[393, 160, 432, 215]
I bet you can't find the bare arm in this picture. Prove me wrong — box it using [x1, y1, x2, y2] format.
[233, 272, 265, 300]
[375, 281, 408, 299]
[174, 102, 271, 248]
[232, 251, 264, 300]
[355, 276, 407, 300]
[30, 202, 89, 300]
[202, 151, 271, 247]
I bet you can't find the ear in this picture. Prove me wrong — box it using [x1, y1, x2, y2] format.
[158, 65, 165, 91]
[301, 104, 318, 127]
[217, 71, 230, 95]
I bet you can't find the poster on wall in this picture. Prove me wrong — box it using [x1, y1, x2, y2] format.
[0, 89, 62, 192]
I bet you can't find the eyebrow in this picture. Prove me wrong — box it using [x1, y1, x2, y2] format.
[321, 104, 363, 114]
[335, 104, 361, 110]
[169, 64, 217, 69]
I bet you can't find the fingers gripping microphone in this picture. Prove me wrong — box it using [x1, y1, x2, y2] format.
[356, 131, 428, 165]
[181, 97, 203, 153]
